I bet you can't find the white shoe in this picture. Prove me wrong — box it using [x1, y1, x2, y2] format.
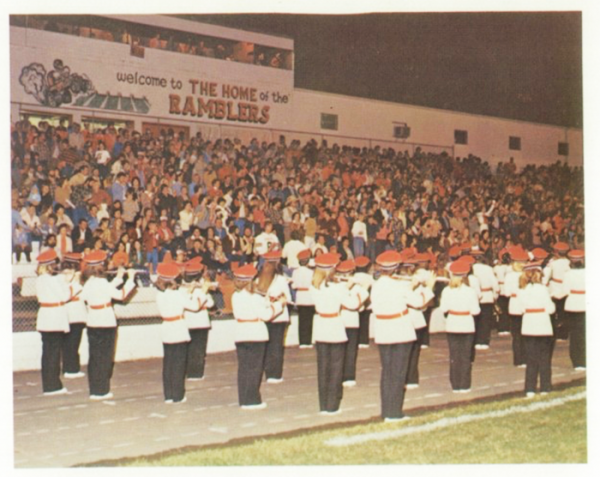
[174, 397, 187, 403]
[187, 376, 205, 381]
[517, 364, 526, 369]
[498, 331, 511, 336]
[358, 344, 370, 349]
[406, 384, 419, 390]
[478, 344, 490, 350]
[241, 402, 267, 410]
[453, 389, 462, 394]
[43, 388, 68, 396]
[526, 392, 535, 399]
[321, 409, 341, 416]
[384, 416, 410, 423]
[165, 399, 174, 404]
[459, 389, 471, 394]
[90, 392, 113, 401]
[299, 345, 313, 349]
[343, 380, 357, 388]
[63, 372, 85, 379]
[266, 378, 283, 384]
[574, 367, 586, 372]
[420, 344, 429, 349]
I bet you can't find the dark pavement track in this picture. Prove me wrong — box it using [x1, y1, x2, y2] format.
[13, 333, 584, 468]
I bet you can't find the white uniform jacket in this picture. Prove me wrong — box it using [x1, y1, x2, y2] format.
[81, 276, 136, 328]
[370, 275, 419, 344]
[310, 282, 356, 343]
[515, 283, 555, 336]
[36, 274, 74, 332]
[62, 274, 87, 325]
[440, 284, 481, 333]
[340, 283, 370, 328]
[493, 264, 510, 297]
[267, 275, 292, 324]
[545, 258, 571, 299]
[232, 289, 284, 343]
[157, 288, 201, 344]
[472, 263, 499, 304]
[184, 284, 215, 329]
[563, 268, 586, 313]
[291, 266, 315, 306]
[505, 270, 523, 316]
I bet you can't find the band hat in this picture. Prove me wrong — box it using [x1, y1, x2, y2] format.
[262, 249, 282, 262]
[449, 260, 471, 276]
[84, 250, 107, 265]
[567, 249, 584, 261]
[530, 248, 549, 260]
[354, 256, 370, 268]
[184, 260, 205, 274]
[414, 252, 431, 263]
[470, 249, 485, 257]
[37, 249, 58, 265]
[457, 255, 476, 265]
[234, 264, 258, 281]
[553, 242, 570, 253]
[523, 260, 543, 271]
[63, 252, 83, 263]
[314, 252, 341, 270]
[157, 262, 180, 281]
[336, 259, 356, 274]
[376, 250, 402, 270]
[509, 248, 529, 262]
[498, 248, 509, 260]
[297, 249, 311, 261]
[449, 245, 462, 258]
[460, 242, 472, 252]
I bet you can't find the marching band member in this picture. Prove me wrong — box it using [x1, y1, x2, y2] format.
[182, 258, 214, 381]
[232, 264, 285, 409]
[155, 262, 203, 403]
[61, 252, 87, 379]
[471, 249, 499, 350]
[336, 259, 369, 387]
[257, 250, 292, 383]
[440, 260, 481, 393]
[291, 249, 315, 348]
[545, 242, 571, 340]
[80, 250, 136, 400]
[493, 249, 512, 336]
[515, 261, 555, 397]
[563, 249, 586, 371]
[36, 249, 76, 395]
[310, 253, 357, 415]
[370, 250, 416, 421]
[413, 252, 435, 348]
[504, 247, 528, 367]
[353, 256, 374, 348]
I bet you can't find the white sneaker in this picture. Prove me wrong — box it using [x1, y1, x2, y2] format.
[63, 372, 85, 379]
[406, 384, 419, 390]
[174, 397, 187, 403]
[241, 402, 267, 410]
[187, 376, 205, 381]
[517, 364, 526, 368]
[358, 344, 370, 349]
[43, 387, 68, 396]
[266, 378, 283, 384]
[453, 389, 462, 394]
[165, 399, 174, 404]
[299, 345, 313, 349]
[420, 344, 429, 349]
[90, 392, 113, 401]
[498, 331, 511, 336]
[478, 344, 490, 350]
[459, 389, 471, 394]
[574, 367, 586, 372]
[384, 416, 410, 423]
[526, 392, 535, 399]
[343, 380, 357, 388]
[324, 409, 341, 416]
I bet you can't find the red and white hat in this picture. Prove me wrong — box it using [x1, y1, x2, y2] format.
[355, 256, 370, 268]
[297, 249, 311, 261]
[336, 259, 356, 274]
[63, 252, 83, 263]
[457, 255, 475, 265]
[460, 242, 472, 252]
[262, 249, 282, 262]
[157, 262, 180, 281]
[376, 250, 402, 271]
[567, 249, 584, 261]
[37, 249, 58, 265]
[84, 250, 107, 265]
[234, 264, 258, 281]
[449, 260, 471, 276]
[449, 246, 462, 259]
[523, 260, 543, 271]
[470, 249, 484, 257]
[530, 248, 549, 260]
[184, 260, 205, 275]
[314, 252, 340, 270]
[509, 248, 529, 262]
[414, 252, 431, 263]
[553, 242, 570, 253]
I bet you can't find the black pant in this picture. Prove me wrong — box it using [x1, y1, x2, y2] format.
[553, 297, 569, 340]
[567, 311, 586, 368]
[378, 342, 412, 419]
[264, 322, 289, 380]
[343, 328, 359, 382]
[187, 328, 209, 378]
[407, 328, 426, 385]
[358, 309, 371, 345]
[163, 342, 189, 402]
[40, 332, 65, 392]
[236, 341, 266, 406]
[62, 323, 85, 374]
[316, 342, 346, 412]
[447, 333, 475, 390]
[523, 336, 553, 393]
[87, 327, 117, 396]
[497, 296, 510, 332]
[422, 307, 432, 346]
[510, 315, 525, 366]
[475, 304, 494, 345]
[297, 305, 315, 346]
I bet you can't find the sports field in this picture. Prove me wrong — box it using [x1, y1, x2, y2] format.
[121, 385, 586, 466]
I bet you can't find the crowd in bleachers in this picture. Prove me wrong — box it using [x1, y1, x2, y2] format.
[10, 119, 585, 277]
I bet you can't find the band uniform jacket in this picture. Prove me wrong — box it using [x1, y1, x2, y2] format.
[310, 282, 358, 343]
[62, 274, 87, 325]
[232, 289, 284, 343]
[36, 273, 75, 332]
[396, 279, 433, 330]
[472, 263, 499, 304]
[340, 284, 370, 329]
[545, 257, 571, 299]
[291, 265, 315, 306]
[493, 263, 510, 297]
[563, 268, 585, 313]
[184, 284, 215, 329]
[80, 276, 136, 328]
[504, 270, 523, 315]
[157, 288, 201, 344]
[440, 284, 481, 333]
[267, 274, 292, 324]
[515, 283, 555, 336]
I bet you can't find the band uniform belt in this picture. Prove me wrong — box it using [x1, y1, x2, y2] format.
[376, 310, 409, 319]
[551, 278, 563, 283]
[237, 318, 260, 322]
[571, 290, 585, 294]
[319, 312, 340, 318]
[481, 287, 493, 292]
[39, 301, 66, 308]
[163, 315, 183, 322]
[525, 308, 545, 313]
[448, 310, 471, 316]
[90, 302, 112, 310]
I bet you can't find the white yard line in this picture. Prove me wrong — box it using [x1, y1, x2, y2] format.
[325, 391, 586, 447]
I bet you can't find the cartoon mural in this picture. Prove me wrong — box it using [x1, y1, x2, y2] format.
[19, 59, 95, 108]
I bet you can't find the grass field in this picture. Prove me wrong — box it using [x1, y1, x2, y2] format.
[122, 386, 587, 466]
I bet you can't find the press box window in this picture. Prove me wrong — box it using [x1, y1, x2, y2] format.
[558, 142, 569, 156]
[454, 130, 468, 145]
[509, 136, 521, 151]
[321, 113, 338, 131]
